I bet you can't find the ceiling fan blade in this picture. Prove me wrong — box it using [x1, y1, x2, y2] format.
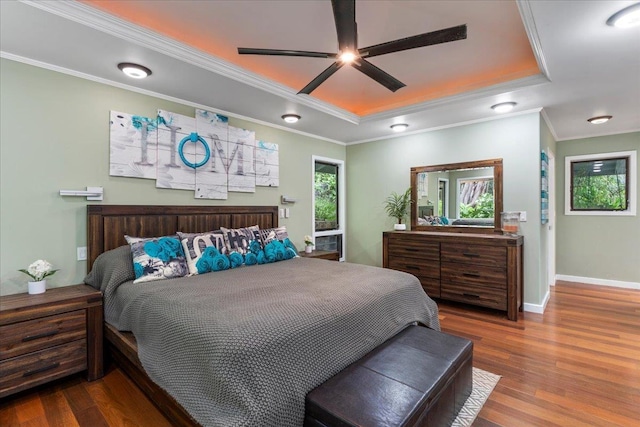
[238, 48, 336, 58]
[298, 61, 344, 95]
[360, 24, 467, 59]
[352, 59, 405, 92]
[331, 0, 357, 52]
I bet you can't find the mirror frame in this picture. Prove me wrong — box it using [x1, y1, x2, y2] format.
[410, 158, 503, 234]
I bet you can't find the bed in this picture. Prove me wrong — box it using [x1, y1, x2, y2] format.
[85, 205, 440, 427]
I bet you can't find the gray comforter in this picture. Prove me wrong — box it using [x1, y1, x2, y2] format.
[86, 246, 440, 427]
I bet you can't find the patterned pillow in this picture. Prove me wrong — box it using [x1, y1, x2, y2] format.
[125, 235, 188, 283]
[220, 225, 261, 255]
[257, 226, 299, 261]
[177, 231, 228, 275]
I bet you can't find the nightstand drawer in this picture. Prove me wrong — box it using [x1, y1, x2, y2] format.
[0, 340, 87, 398]
[0, 310, 86, 361]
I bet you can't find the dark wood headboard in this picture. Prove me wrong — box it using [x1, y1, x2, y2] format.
[87, 205, 279, 272]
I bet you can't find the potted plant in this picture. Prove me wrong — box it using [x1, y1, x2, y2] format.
[384, 188, 413, 230]
[19, 259, 58, 294]
[304, 235, 314, 253]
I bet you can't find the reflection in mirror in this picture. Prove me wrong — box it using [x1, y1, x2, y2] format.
[411, 159, 503, 233]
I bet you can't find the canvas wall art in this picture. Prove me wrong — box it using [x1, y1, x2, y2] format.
[109, 108, 279, 199]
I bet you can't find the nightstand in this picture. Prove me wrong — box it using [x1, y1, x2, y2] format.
[298, 249, 340, 261]
[0, 284, 103, 398]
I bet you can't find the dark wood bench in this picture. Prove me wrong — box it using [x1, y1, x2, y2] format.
[305, 325, 473, 427]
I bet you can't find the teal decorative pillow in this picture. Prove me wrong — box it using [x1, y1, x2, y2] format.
[256, 226, 299, 262]
[177, 231, 228, 275]
[220, 225, 260, 255]
[125, 235, 188, 283]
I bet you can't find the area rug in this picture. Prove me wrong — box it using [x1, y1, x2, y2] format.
[452, 367, 501, 427]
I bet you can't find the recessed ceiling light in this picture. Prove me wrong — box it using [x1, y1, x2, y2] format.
[607, 3, 640, 28]
[118, 63, 152, 79]
[491, 102, 517, 113]
[390, 123, 409, 132]
[282, 114, 301, 123]
[587, 115, 612, 124]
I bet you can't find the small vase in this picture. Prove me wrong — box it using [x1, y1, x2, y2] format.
[28, 280, 46, 295]
[394, 224, 407, 231]
[305, 245, 313, 253]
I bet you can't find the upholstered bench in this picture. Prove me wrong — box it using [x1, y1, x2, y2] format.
[305, 325, 473, 427]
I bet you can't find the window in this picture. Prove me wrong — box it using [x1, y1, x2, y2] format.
[565, 150, 636, 216]
[456, 177, 494, 219]
[313, 156, 345, 260]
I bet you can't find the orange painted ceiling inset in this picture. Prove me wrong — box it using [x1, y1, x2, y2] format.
[82, 0, 539, 116]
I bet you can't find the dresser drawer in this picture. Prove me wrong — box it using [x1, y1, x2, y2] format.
[0, 310, 86, 361]
[441, 243, 506, 268]
[440, 282, 507, 310]
[387, 238, 439, 261]
[0, 340, 87, 398]
[388, 258, 440, 280]
[441, 263, 506, 289]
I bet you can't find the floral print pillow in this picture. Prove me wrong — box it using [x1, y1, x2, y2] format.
[220, 225, 261, 255]
[125, 235, 188, 283]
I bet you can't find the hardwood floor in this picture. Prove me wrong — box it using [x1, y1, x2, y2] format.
[1, 281, 638, 426]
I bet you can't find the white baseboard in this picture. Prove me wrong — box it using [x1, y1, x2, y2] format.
[555, 274, 640, 290]
[523, 289, 550, 314]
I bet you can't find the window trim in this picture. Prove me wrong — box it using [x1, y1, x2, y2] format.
[312, 155, 345, 261]
[564, 150, 636, 216]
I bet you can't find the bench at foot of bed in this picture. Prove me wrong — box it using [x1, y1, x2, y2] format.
[305, 325, 473, 427]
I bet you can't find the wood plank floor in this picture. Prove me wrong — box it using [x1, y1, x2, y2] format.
[1, 281, 638, 426]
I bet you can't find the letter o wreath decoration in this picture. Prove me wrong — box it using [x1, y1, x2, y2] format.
[178, 132, 210, 169]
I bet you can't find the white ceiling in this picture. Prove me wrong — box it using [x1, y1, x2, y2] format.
[1, 0, 639, 144]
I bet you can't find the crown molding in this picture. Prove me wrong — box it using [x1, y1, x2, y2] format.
[540, 108, 559, 141]
[20, 0, 360, 125]
[360, 73, 550, 124]
[554, 127, 640, 142]
[1, 51, 346, 146]
[349, 108, 544, 145]
[516, 0, 551, 81]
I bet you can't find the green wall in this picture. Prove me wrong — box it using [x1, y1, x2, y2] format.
[346, 113, 546, 307]
[0, 59, 345, 295]
[555, 132, 640, 284]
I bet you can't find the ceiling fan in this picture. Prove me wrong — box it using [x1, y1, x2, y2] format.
[238, 0, 467, 95]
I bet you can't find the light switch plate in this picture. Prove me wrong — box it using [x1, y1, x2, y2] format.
[519, 211, 527, 222]
[77, 246, 87, 261]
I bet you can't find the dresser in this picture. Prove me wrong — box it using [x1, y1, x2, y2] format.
[0, 284, 104, 398]
[383, 231, 523, 321]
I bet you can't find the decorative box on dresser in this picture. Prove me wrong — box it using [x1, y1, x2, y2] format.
[0, 284, 104, 398]
[383, 231, 523, 321]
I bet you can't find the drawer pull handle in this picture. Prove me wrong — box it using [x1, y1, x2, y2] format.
[405, 265, 420, 270]
[463, 272, 481, 278]
[22, 330, 59, 342]
[463, 252, 480, 258]
[23, 363, 60, 377]
[405, 248, 420, 252]
[463, 293, 480, 299]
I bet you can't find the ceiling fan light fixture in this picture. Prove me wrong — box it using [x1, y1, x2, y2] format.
[339, 51, 357, 63]
[118, 62, 152, 79]
[587, 115, 612, 124]
[607, 3, 640, 28]
[491, 102, 517, 113]
[282, 114, 301, 124]
[390, 123, 409, 132]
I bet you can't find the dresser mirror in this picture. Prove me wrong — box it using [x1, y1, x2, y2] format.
[410, 158, 503, 233]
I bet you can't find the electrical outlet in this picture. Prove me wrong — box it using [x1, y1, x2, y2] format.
[77, 246, 87, 261]
[519, 211, 527, 222]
